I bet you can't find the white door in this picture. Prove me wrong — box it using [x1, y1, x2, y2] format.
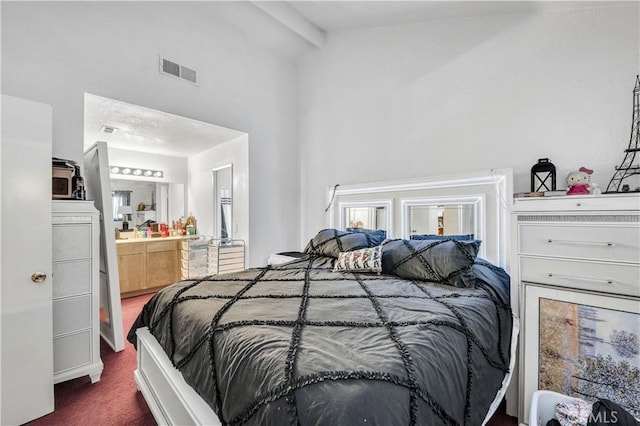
[0, 95, 54, 424]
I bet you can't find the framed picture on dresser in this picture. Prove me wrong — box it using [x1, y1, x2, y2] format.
[522, 283, 640, 420]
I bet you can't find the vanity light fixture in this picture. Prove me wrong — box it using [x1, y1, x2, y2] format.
[110, 165, 163, 179]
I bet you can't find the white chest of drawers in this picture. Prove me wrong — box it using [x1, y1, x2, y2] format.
[52, 201, 103, 384]
[208, 239, 245, 275]
[511, 194, 640, 424]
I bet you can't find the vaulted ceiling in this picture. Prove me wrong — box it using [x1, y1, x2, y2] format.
[85, 1, 620, 158]
[286, 1, 613, 32]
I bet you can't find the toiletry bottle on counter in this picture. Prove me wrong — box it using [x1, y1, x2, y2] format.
[186, 213, 197, 235]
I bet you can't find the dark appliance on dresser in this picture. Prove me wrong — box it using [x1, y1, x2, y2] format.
[52, 157, 85, 200]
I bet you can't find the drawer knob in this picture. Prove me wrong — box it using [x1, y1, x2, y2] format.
[31, 272, 47, 283]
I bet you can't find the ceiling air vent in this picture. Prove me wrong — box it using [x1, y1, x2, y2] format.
[159, 56, 198, 85]
[100, 125, 118, 134]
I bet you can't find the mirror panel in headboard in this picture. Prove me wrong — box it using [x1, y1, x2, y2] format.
[327, 169, 513, 270]
[339, 200, 393, 234]
[402, 197, 480, 239]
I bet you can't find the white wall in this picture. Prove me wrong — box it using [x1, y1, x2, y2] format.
[169, 183, 185, 222]
[188, 136, 251, 262]
[1, 2, 302, 265]
[298, 4, 640, 242]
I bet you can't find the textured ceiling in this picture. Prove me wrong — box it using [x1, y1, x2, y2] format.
[84, 94, 246, 158]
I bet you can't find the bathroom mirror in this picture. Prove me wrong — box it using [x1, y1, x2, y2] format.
[111, 179, 185, 228]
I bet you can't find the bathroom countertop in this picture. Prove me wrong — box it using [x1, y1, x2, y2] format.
[115, 235, 197, 244]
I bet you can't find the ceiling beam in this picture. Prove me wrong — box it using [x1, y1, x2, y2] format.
[251, 1, 326, 48]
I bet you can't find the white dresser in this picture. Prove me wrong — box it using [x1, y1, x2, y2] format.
[511, 194, 640, 424]
[52, 201, 103, 384]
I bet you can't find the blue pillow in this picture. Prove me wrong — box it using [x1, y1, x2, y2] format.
[346, 228, 387, 245]
[410, 234, 475, 241]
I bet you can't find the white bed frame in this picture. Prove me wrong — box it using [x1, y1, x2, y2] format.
[135, 327, 221, 425]
[134, 170, 518, 425]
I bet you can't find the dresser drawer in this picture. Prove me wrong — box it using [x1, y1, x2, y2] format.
[53, 330, 91, 373]
[519, 224, 639, 263]
[53, 259, 91, 298]
[209, 245, 244, 256]
[521, 257, 640, 297]
[181, 248, 207, 261]
[52, 224, 92, 261]
[53, 295, 91, 336]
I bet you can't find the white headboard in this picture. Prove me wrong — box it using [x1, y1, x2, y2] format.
[326, 169, 513, 270]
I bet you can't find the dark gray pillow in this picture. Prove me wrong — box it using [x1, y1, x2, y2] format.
[305, 229, 381, 258]
[381, 239, 481, 288]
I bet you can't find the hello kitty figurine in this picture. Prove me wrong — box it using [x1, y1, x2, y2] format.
[566, 167, 595, 195]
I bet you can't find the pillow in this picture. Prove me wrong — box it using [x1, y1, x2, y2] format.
[333, 246, 382, 274]
[410, 234, 475, 241]
[381, 239, 481, 288]
[304, 229, 381, 258]
[345, 228, 387, 245]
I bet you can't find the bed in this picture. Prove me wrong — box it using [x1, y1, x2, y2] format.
[128, 227, 518, 426]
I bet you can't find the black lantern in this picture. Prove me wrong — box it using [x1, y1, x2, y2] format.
[531, 158, 556, 192]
